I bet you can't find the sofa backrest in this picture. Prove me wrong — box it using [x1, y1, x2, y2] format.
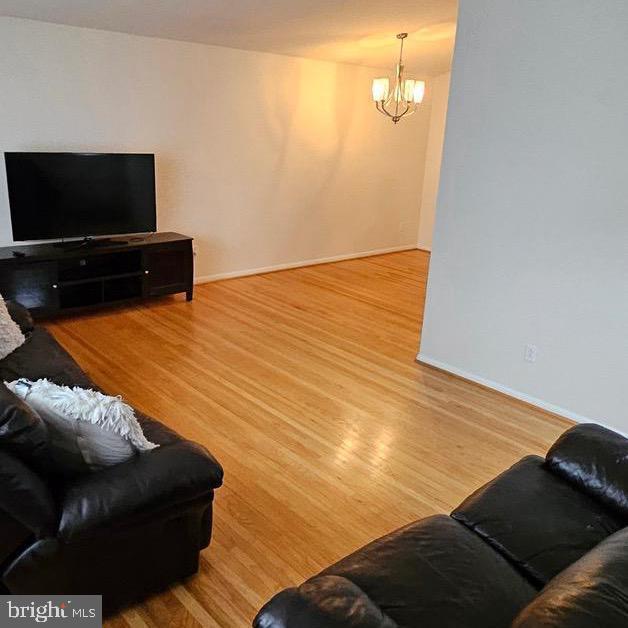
[545, 423, 628, 519]
[451, 454, 626, 586]
[511, 526, 628, 627]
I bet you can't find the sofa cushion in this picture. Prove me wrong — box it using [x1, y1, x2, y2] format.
[451, 456, 624, 586]
[0, 449, 57, 538]
[0, 382, 50, 472]
[255, 515, 537, 628]
[512, 526, 628, 628]
[545, 423, 628, 519]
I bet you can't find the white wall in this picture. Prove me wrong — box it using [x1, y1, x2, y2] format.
[417, 71, 450, 251]
[0, 18, 432, 280]
[420, 0, 628, 434]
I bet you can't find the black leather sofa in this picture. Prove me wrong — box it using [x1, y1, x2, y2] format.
[255, 423, 628, 627]
[0, 302, 223, 615]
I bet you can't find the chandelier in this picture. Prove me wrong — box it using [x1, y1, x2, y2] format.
[371, 33, 425, 124]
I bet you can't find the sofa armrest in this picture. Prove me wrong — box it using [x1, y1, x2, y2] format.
[6, 301, 34, 335]
[0, 449, 57, 538]
[545, 423, 628, 518]
[254, 576, 398, 628]
[58, 440, 223, 541]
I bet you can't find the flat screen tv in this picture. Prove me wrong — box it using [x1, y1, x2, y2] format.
[5, 152, 156, 241]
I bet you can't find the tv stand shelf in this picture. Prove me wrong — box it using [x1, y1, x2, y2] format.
[0, 232, 193, 317]
[56, 270, 145, 288]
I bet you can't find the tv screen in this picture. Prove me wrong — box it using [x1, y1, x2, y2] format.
[5, 152, 156, 241]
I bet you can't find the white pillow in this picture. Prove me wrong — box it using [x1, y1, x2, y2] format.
[0, 296, 25, 361]
[6, 378, 158, 473]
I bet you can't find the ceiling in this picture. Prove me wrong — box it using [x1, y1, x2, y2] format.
[0, 0, 458, 76]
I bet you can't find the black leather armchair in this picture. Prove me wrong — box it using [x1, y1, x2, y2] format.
[255, 423, 628, 627]
[0, 302, 223, 614]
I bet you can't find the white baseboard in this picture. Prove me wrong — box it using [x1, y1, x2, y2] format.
[194, 245, 418, 284]
[415, 353, 626, 436]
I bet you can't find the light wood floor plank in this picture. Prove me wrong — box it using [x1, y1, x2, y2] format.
[45, 250, 571, 627]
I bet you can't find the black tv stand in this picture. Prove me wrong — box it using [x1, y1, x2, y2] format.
[0, 232, 193, 317]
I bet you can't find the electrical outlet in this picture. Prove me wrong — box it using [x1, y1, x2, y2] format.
[524, 344, 538, 363]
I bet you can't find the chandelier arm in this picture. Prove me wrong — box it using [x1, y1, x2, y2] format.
[378, 99, 391, 117]
[378, 102, 395, 119]
[381, 99, 411, 122]
[403, 104, 418, 118]
[397, 102, 411, 119]
[394, 64, 401, 118]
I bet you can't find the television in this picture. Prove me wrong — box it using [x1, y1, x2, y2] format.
[5, 152, 156, 241]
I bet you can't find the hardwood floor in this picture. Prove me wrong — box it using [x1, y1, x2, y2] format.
[46, 250, 571, 627]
